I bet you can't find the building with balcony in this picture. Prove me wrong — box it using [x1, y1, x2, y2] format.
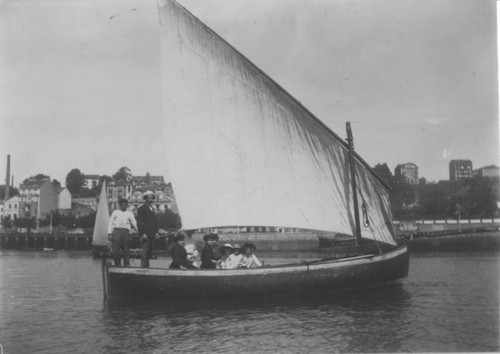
[106, 181, 133, 210]
[106, 176, 177, 213]
[449, 160, 473, 182]
[395, 163, 419, 185]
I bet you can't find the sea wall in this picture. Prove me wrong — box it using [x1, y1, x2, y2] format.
[0, 231, 323, 252]
[0, 233, 168, 252]
[2, 230, 499, 253]
[407, 231, 500, 253]
[188, 232, 322, 252]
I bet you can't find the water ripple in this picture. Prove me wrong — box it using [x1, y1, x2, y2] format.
[0, 252, 498, 353]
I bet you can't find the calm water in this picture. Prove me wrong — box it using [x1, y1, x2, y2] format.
[0, 250, 498, 353]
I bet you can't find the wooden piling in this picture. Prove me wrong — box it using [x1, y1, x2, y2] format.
[101, 256, 108, 300]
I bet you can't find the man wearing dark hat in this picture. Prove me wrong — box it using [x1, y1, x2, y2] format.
[107, 198, 138, 267]
[137, 190, 159, 268]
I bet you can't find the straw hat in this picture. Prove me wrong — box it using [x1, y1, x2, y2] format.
[219, 243, 234, 253]
[142, 190, 156, 200]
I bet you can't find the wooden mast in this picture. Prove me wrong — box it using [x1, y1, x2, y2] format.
[346, 122, 363, 255]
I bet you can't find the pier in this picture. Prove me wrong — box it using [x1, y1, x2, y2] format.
[0, 232, 169, 252]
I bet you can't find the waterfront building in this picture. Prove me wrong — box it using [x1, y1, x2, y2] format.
[395, 163, 419, 185]
[72, 201, 94, 217]
[106, 176, 178, 213]
[106, 181, 133, 210]
[449, 160, 473, 182]
[82, 174, 100, 190]
[473, 165, 499, 178]
[58, 187, 72, 211]
[71, 196, 98, 217]
[19, 178, 58, 221]
[132, 174, 166, 189]
[129, 188, 176, 213]
[2, 195, 21, 220]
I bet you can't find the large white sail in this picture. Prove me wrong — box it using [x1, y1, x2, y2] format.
[158, 0, 396, 245]
[92, 181, 111, 247]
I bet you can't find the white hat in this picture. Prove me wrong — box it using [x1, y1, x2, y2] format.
[142, 190, 156, 200]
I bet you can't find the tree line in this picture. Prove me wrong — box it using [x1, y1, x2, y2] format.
[373, 163, 499, 220]
[2, 164, 498, 232]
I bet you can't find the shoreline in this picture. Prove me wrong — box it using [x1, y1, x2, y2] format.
[1, 230, 499, 253]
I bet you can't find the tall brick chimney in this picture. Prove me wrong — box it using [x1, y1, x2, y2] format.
[5, 154, 10, 200]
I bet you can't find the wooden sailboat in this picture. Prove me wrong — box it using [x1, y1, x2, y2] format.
[104, 0, 409, 300]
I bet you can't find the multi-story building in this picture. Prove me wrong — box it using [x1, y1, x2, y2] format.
[132, 174, 166, 189]
[2, 195, 21, 220]
[18, 178, 58, 221]
[106, 181, 133, 210]
[395, 163, 419, 185]
[473, 165, 499, 178]
[449, 160, 473, 182]
[70, 196, 98, 217]
[82, 174, 100, 190]
[106, 176, 177, 212]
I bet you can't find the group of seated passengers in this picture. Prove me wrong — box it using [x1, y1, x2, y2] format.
[169, 232, 262, 269]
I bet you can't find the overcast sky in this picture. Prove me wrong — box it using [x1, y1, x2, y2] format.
[0, 0, 498, 186]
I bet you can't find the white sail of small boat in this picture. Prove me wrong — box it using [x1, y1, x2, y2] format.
[92, 181, 110, 248]
[158, 0, 395, 246]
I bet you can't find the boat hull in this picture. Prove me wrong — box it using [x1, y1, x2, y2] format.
[105, 246, 409, 300]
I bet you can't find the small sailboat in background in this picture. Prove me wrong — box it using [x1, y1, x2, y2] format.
[92, 181, 111, 257]
[103, 0, 409, 300]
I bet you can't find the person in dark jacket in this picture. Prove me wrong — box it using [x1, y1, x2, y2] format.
[137, 190, 159, 268]
[200, 233, 220, 269]
[169, 233, 197, 269]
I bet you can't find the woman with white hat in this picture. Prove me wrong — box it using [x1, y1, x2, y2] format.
[227, 243, 243, 269]
[217, 243, 235, 269]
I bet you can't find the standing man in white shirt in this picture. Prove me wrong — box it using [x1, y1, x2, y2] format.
[108, 198, 138, 267]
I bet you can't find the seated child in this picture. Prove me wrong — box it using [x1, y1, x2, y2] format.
[184, 243, 200, 268]
[227, 243, 243, 269]
[200, 233, 220, 269]
[217, 243, 235, 269]
[238, 243, 262, 268]
[169, 233, 197, 269]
